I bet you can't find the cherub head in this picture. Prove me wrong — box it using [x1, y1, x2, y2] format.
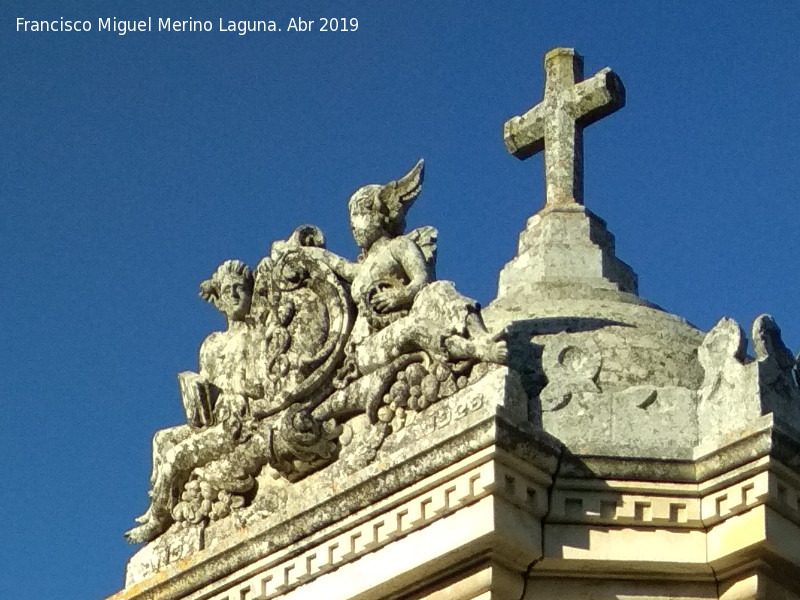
[199, 259, 254, 323]
[348, 159, 424, 251]
[348, 185, 392, 250]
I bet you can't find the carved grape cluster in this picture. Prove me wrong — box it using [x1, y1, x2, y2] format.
[376, 360, 472, 430]
[171, 480, 245, 527]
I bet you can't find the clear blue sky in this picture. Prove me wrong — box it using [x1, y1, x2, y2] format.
[2, 2, 798, 598]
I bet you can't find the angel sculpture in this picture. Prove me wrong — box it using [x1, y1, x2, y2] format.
[309, 159, 506, 377]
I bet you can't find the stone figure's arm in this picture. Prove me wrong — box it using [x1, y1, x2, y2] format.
[240, 372, 264, 399]
[179, 335, 219, 427]
[372, 237, 430, 312]
[227, 364, 264, 399]
[303, 247, 360, 282]
[197, 334, 219, 385]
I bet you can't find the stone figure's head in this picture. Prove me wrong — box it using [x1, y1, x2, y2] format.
[348, 159, 424, 251]
[348, 185, 390, 251]
[200, 259, 254, 322]
[752, 313, 795, 369]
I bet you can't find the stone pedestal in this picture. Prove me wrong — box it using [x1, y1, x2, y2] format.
[494, 205, 638, 307]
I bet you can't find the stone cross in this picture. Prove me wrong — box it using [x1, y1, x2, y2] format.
[504, 48, 625, 208]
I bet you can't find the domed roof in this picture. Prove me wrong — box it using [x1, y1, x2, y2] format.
[492, 47, 720, 459]
[484, 205, 707, 459]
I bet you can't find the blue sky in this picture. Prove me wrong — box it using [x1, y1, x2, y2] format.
[2, 2, 798, 598]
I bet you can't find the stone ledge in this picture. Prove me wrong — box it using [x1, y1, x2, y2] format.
[112, 368, 559, 599]
[112, 448, 551, 600]
[109, 384, 800, 600]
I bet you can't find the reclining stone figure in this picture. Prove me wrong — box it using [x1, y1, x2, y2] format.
[125, 260, 262, 544]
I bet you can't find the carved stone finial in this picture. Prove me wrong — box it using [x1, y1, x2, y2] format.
[490, 48, 635, 310]
[752, 314, 795, 370]
[504, 47, 625, 209]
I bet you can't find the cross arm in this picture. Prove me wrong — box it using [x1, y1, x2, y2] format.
[573, 67, 626, 127]
[503, 102, 547, 160]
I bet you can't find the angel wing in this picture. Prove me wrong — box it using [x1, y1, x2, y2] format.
[405, 225, 438, 280]
[379, 159, 425, 225]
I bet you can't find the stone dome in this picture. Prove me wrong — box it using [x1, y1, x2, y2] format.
[484, 206, 708, 459]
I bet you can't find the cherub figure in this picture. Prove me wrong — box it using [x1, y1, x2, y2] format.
[125, 260, 262, 544]
[311, 160, 506, 376]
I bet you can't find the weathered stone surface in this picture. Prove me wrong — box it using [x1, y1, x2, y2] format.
[484, 292, 707, 459]
[108, 47, 800, 600]
[494, 208, 638, 302]
[122, 366, 539, 590]
[123, 159, 508, 562]
[111, 410, 800, 600]
[696, 314, 800, 445]
[496, 48, 634, 306]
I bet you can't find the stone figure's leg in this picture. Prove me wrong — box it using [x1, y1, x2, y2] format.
[126, 424, 237, 543]
[315, 353, 424, 423]
[355, 317, 444, 374]
[194, 430, 271, 493]
[127, 425, 191, 542]
[411, 281, 507, 364]
[147, 425, 192, 488]
[456, 311, 508, 364]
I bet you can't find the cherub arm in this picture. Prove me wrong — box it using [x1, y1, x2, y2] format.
[303, 246, 360, 282]
[196, 333, 219, 384]
[371, 236, 430, 313]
